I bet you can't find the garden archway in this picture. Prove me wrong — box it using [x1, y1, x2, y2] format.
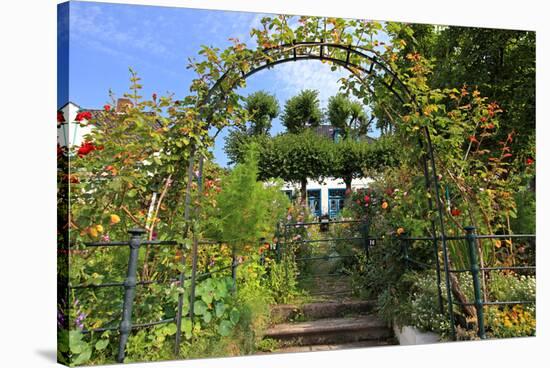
[181, 20, 456, 340]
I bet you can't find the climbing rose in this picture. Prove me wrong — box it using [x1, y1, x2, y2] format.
[526, 157, 535, 165]
[104, 104, 111, 111]
[77, 141, 97, 157]
[364, 195, 371, 203]
[57, 111, 65, 124]
[381, 201, 389, 209]
[75, 111, 92, 122]
[451, 208, 461, 217]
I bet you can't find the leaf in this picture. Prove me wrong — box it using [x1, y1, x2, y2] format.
[215, 302, 226, 318]
[230, 308, 240, 325]
[95, 339, 109, 351]
[181, 318, 193, 339]
[165, 323, 177, 335]
[218, 320, 233, 337]
[193, 300, 207, 316]
[203, 311, 212, 323]
[72, 347, 92, 366]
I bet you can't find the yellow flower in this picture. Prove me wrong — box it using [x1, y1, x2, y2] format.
[396, 227, 405, 235]
[88, 227, 98, 238]
[110, 214, 121, 225]
[95, 224, 104, 233]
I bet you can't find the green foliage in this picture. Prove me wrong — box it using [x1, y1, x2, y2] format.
[244, 91, 279, 135]
[281, 89, 322, 133]
[258, 130, 334, 201]
[207, 145, 289, 246]
[327, 93, 371, 138]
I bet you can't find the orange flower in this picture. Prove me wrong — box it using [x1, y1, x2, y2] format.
[381, 201, 389, 209]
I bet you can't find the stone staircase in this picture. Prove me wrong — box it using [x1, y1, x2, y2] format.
[261, 276, 396, 353]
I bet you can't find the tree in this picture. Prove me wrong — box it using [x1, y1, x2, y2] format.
[224, 91, 279, 166]
[327, 93, 372, 138]
[223, 129, 270, 166]
[258, 130, 334, 203]
[332, 137, 398, 193]
[281, 89, 322, 133]
[244, 91, 279, 135]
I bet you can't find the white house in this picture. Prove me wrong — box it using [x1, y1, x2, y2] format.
[57, 101, 93, 148]
[281, 125, 373, 219]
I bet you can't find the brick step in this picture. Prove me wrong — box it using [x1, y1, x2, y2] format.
[271, 300, 376, 322]
[265, 315, 392, 346]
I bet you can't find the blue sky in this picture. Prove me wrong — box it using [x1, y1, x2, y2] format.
[60, 1, 382, 166]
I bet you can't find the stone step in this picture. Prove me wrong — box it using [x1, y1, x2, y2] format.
[273, 339, 395, 354]
[265, 315, 392, 346]
[271, 300, 376, 322]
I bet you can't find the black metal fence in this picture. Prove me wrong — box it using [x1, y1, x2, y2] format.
[399, 227, 536, 340]
[69, 228, 249, 363]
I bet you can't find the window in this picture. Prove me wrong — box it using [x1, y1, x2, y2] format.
[328, 188, 346, 218]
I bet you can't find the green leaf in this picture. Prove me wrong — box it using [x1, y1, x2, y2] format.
[193, 300, 207, 316]
[203, 311, 212, 323]
[218, 320, 233, 337]
[215, 302, 226, 318]
[95, 339, 109, 351]
[230, 308, 240, 325]
[72, 347, 92, 366]
[165, 323, 177, 335]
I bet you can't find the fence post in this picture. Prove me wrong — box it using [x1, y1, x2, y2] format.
[400, 232, 410, 269]
[117, 228, 145, 363]
[362, 218, 369, 260]
[464, 226, 486, 339]
[275, 222, 281, 262]
[231, 244, 237, 293]
[174, 248, 187, 356]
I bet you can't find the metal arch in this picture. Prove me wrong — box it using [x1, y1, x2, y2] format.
[187, 38, 455, 340]
[202, 41, 413, 109]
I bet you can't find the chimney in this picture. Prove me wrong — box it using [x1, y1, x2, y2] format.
[116, 98, 133, 112]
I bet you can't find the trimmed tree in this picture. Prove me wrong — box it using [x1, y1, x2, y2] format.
[258, 130, 334, 204]
[281, 89, 322, 133]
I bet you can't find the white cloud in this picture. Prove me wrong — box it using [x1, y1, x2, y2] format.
[70, 4, 174, 60]
[272, 60, 349, 107]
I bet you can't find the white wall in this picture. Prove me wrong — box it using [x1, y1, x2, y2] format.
[57, 102, 93, 148]
[282, 177, 372, 216]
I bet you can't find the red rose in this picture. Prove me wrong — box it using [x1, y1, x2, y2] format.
[57, 111, 65, 124]
[364, 195, 371, 203]
[451, 208, 461, 217]
[526, 157, 534, 165]
[104, 105, 111, 111]
[77, 141, 96, 157]
[75, 111, 92, 122]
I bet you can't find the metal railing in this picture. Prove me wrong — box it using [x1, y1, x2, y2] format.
[69, 228, 249, 363]
[399, 227, 536, 340]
